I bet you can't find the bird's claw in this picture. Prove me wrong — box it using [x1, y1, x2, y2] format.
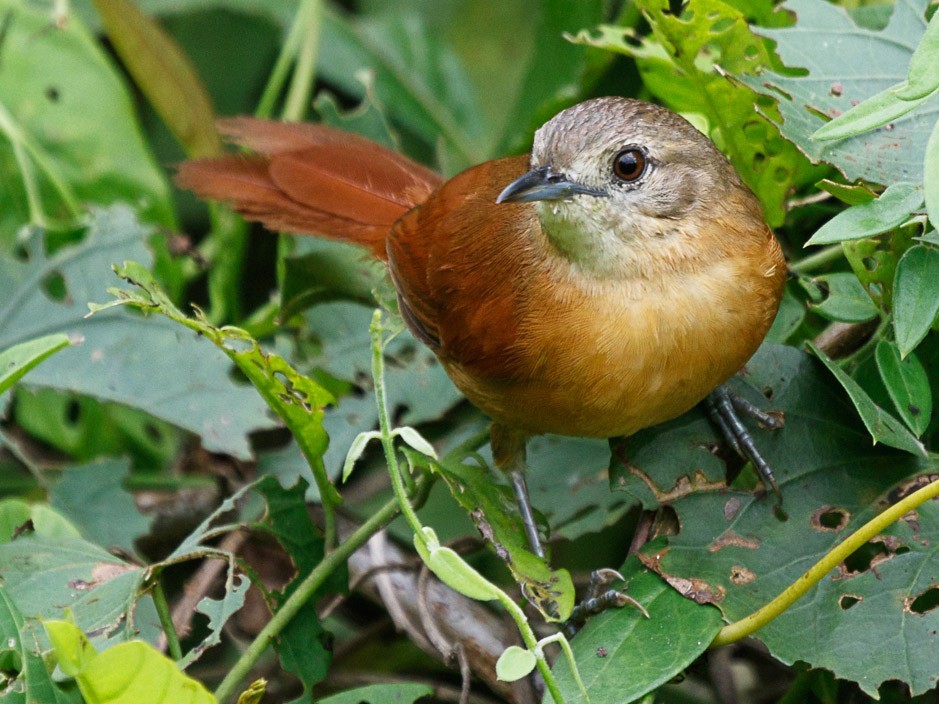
[706, 385, 784, 501]
[563, 568, 650, 638]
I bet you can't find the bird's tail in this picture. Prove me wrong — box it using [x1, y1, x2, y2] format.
[175, 117, 442, 260]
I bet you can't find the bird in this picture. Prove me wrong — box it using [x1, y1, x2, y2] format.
[177, 96, 787, 560]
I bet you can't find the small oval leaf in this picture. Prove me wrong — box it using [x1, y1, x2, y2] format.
[496, 646, 537, 682]
[924, 115, 939, 232]
[393, 426, 438, 459]
[893, 245, 939, 357]
[427, 546, 502, 602]
[342, 431, 380, 482]
[875, 340, 932, 437]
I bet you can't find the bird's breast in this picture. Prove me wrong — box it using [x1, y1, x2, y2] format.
[443, 243, 784, 438]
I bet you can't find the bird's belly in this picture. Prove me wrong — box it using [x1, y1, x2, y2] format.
[443, 269, 776, 438]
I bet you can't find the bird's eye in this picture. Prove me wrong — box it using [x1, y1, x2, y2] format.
[612, 148, 647, 182]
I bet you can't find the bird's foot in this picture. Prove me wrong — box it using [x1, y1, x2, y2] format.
[562, 568, 650, 638]
[705, 385, 785, 501]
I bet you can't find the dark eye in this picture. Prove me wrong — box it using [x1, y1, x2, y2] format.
[612, 148, 647, 182]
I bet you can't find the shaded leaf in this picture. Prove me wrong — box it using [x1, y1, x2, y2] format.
[48, 459, 151, 556]
[893, 244, 939, 357]
[925, 114, 939, 229]
[0, 586, 74, 704]
[92, 0, 220, 158]
[765, 287, 805, 344]
[805, 182, 924, 245]
[0, 1, 173, 245]
[875, 340, 932, 437]
[0, 498, 80, 543]
[809, 343, 926, 456]
[0, 207, 277, 459]
[319, 683, 433, 704]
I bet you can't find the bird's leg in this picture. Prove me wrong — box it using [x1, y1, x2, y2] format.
[490, 423, 545, 558]
[705, 384, 785, 500]
[563, 568, 650, 638]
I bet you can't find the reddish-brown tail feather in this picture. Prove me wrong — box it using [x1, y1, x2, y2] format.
[175, 118, 443, 260]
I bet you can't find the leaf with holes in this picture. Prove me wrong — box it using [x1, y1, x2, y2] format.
[800, 272, 879, 323]
[737, 0, 939, 186]
[0, 1, 173, 248]
[875, 340, 932, 437]
[0, 206, 277, 459]
[612, 344, 937, 697]
[571, 0, 822, 226]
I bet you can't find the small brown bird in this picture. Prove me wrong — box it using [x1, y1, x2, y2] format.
[178, 97, 786, 557]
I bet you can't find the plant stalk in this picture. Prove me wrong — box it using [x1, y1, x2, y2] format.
[151, 577, 182, 661]
[213, 491, 404, 702]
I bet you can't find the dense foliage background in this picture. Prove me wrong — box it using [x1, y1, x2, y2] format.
[0, 0, 938, 703]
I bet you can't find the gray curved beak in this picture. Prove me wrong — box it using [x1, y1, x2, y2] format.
[496, 165, 606, 204]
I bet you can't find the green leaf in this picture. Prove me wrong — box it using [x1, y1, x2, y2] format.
[393, 427, 437, 459]
[0, 586, 74, 704]
[48, 459, 151, 555]
[98, 255, 335, 489]
[810, 86, 932, 142]
[737, 0, 939, 187]
[495, 645, 537, 682]
[613, 344, 935, 697]
[809, 343, 926, 457]
[0, 334, 72, 395]
[925, 115, 939, 229]
[875, 340, 932, 437]
[414, 528, 502, 602]
[805, 183, 924, 245]
[93, 0, 221, 159]
[318, 683, 433, 704]
[0, 498, 81, 543]
[430, 454, 575, 621]
[0, 207, 277, 459]
[342, 431, 381, 483]
[765, 287, 806, 344]
[572, 0, 821, 227]
[816, 179, 877, 206]
[44, 621, 216, 704]
[253, 477, 335, 694]
[0, 1, 173, 245]
[893, 244, 939, 357]
[0, 534, 156, 648]
[801, 272, 879, 323]
[892, 10, 939, 101]
[549, 559, 723, 703]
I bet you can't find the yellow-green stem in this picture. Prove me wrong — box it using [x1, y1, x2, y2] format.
[712, 475, 939, 646]
[282, 0, 322, 122]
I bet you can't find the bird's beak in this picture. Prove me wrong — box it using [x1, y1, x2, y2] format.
[496, 165, 606, 204]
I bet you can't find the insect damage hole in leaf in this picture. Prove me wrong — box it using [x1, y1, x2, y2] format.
[905, 585, 939, 615]
[839, 594, 863, 610]
[841, 536, 907, 575]
[811, 505, 850, 532]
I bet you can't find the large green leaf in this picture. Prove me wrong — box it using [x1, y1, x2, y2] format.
[549, 558, 723, 704]
[737, 0, 939, 187]
[613, 344, 935, 697]
[319, 683, 432, 704]
[44, 621, 215, 704]
[0, 207, 277, 460]
[48, 459, 152, 556]
[0, 534, 157, 648]
[0, 1, 173, 248]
